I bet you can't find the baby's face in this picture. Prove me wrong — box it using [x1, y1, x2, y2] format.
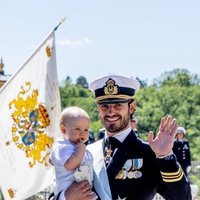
[64, 117, 90, 144]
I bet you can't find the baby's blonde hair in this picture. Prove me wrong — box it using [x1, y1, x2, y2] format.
[60, 106, 90, 125]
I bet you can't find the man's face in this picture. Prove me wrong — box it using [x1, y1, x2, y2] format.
[97, 101, 135, 136]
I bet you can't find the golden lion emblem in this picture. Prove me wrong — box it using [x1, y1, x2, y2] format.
[9, 82, 53, 168]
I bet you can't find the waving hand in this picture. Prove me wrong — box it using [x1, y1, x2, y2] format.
[148, 115, 178, 157]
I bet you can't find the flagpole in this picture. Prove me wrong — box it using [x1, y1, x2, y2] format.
[53, 17, 66, 31]
[0, 17, 66, 93]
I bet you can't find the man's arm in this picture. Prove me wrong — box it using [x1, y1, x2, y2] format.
[148, 115, 192, 199]
[156, 154, 192, 200]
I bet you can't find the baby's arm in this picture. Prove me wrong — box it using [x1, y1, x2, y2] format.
[64, 140, 86, 171]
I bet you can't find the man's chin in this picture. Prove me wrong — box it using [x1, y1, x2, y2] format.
[106, 125, 119, 133]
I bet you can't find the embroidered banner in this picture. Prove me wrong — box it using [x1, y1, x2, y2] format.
[0, 32, 61, 200]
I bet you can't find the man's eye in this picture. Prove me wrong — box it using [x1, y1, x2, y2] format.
[100, 105, 108, 109]
[115, 104, 122, 108]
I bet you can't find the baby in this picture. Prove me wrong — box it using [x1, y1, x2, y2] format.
[50, 106, 96, 199]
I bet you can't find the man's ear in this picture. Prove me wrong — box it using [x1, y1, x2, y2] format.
[60, 124, 66, 133]
[129, 101, 136, 114]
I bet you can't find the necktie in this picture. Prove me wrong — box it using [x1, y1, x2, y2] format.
[104, 137, 121, 166]
[106, 137, 121, 150]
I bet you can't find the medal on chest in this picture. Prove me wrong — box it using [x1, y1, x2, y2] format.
[115, 158, 143, 179]
[115, 167, 127, 179]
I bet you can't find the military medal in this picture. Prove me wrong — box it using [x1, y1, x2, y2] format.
[115, 160, 132, 179]
[127, 159, 135, 179]
[115, 169, 125, 179]
[133, 159, 143, 179]
[116, 158, 143, 179]
[122, 167, 127, 179]
[134, 170, 142, 178]
[115, 167, 127, 179]
[104, 146, 113, 165]
[127, 170, 135, 179]
[127, 158, 143, 179]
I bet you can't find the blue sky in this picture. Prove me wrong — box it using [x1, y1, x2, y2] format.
[1, 1, 200, 85]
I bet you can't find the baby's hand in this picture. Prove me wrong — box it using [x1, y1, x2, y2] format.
[76, 139, 86, 152]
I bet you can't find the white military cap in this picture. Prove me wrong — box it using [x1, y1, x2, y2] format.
[89, 74, 140, 104]
[177, 126, 186, 135]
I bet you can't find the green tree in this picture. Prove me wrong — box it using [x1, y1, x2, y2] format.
[153, 68, 200, 87]
[59, 80, 99, 136]
[135, 69, 200, 160]
[76, 75, 89, 88]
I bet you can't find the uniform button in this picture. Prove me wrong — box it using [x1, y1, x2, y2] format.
[183, 157, 186, 159]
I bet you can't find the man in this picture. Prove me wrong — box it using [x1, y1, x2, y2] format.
[130, 114, 139, 137]
[173, 126, 191, 177]
[97, 127, 106, 140]
[85, 129, 96, 145]
[61, 74, 192, 200]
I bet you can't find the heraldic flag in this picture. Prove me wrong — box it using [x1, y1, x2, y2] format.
[0, 30, 61, 200]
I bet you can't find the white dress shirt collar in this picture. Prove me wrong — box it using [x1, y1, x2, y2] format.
[105, 126, 132, 143]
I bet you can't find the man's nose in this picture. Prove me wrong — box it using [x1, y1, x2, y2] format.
[107, 105, 116, 113]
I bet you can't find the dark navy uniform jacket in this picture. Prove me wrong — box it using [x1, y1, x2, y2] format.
[173, 139, 191, 176]
[87, 130, 192, 200]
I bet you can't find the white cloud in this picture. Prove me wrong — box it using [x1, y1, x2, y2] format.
[58, 37, 92, 47]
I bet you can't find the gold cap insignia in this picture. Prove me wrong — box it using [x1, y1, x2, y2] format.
[104, 78, 118, 95]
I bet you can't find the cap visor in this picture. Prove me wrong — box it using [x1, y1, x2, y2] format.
[97, 98, 130, 105]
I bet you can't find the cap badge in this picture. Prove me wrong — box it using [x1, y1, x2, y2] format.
[104, 78, 118, 95]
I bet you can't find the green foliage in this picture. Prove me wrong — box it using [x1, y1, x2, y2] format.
[76, 75, 89, 88]
[135, 69, 200, 161]
[59, 81, 100, 129]
[135, 86, 165, 134]
[90, 120, 103, 139]
[153, 68, 200, 87]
